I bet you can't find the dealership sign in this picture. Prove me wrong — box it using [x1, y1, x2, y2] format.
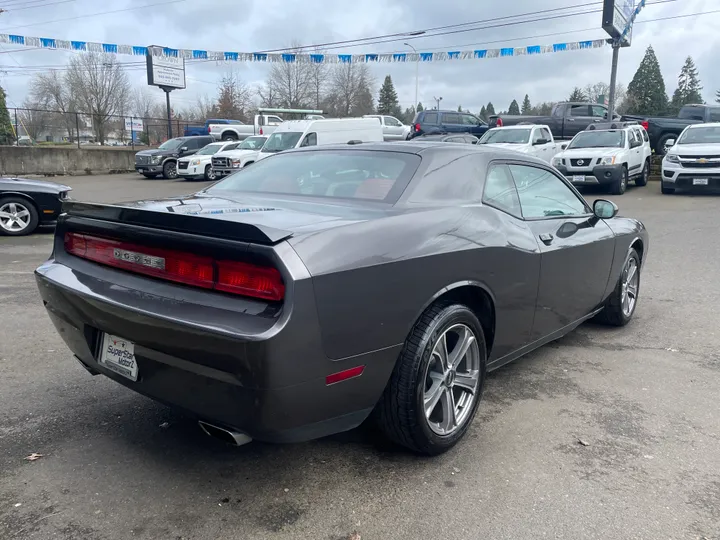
[124, 118, 143, 131]
[602, 0, 635, 45]
[146, 50, 186, 89]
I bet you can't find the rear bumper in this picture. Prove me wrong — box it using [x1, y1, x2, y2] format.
[35, 258, 397, 443]
[556, 164, 623, 185]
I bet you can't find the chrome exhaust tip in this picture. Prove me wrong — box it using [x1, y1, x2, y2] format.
[198, 421, 252, 447]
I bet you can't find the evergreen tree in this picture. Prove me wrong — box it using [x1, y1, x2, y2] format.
[521, 94, 532, 114]
[480, 105, 487, 121]
[0, 86, 14, 145]
[716, 90, 720, 104]
[508, 99, 520, 115]
[568, 87, 588, 102]
[376, 75, 400, 116]
[670, 56, 703, 112]
[626, 45, 668, 116]
[486, 102, 496, 116]
[402, 106, 416, 124]
[416, 102, 424, 112]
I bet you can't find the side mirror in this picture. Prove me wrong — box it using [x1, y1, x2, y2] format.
[180, 146, 188, 153]
[665, 138, 676, 147]
[561, 144, 568, 150]
[533, 139, 548, 146]
[593, 199, 618, 220]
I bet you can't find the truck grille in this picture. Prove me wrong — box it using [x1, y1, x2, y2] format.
[679, 156, 720, 169]
[178, 161, 189, 170]
[570, 158, 595, 167]
[212, 157, 230, 168]
[135, 155, 150, 165]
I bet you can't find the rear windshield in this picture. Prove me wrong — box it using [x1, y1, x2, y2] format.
[205, 150, 421, 203]
[568, 130, 625, 149]
[262, 132, 303, 153]
[678, 126, 720, 144]
[479, 129, 531, 144]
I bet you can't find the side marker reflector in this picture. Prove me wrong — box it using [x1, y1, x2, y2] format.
[326, 365, 365, 386]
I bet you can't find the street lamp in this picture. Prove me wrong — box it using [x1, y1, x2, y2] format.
[404, 42, 419, 111]
[433, 96, 442, 110]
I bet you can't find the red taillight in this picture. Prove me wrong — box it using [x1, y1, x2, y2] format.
[414, 123, 421, 132]
[259, 127, 263, 135]
[496, 117, 503, 127]
[64, 232, 284, 301]
[641, 120, 649, 131]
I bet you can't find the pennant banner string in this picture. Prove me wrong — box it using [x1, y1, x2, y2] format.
[0, 34, 606, 63]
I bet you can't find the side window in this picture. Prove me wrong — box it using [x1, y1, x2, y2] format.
[591, 106, 607, 118]
[483, 164, 522, 218]
[300, 133, 317, 147]
[541, 127, 553, 141]
[532, 129, 544, 144]
[630, 129, 641, 147]
[509, 164, 589, 218]
[185, 139, 198, 150]
[462, 114, 480, 126]
[268, 116, 284, 125]
[640, 128, 649, 142]
[423, 112, 438, 124]
[442, 113, 461, 124]
[384, 116, 401, 127]
[407, 155, 485, 204]
[709, 108, 720, 122]
[225, 143, 239, 151]
[570, 105, 590, 117]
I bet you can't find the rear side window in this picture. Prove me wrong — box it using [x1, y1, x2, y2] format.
[407, 155, 484, 204]
[641, 129, 649, 142]
[423, 112, 438, 124]
[300, 133, 317, 147]
[208, 150, 421, 203]
[679, 106, 705, 121]
[483, 164, 522, 218]
[442, 113, 461, 124]
[709, 108, 720, 122]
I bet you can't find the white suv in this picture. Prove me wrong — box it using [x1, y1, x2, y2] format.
[552, 122, 652, 195]
[661, 123, 720, 194]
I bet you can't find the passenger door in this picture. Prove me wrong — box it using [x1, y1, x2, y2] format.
[440, 112, 463, 133]
[383, 116, 405, 140]
[530, 127, 550, 160]
[461, 113, 485, 135]
[564, 105, 595, 138]
[508, 164, 615, 340]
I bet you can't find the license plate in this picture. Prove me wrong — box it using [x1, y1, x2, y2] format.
[99, 334, 138, 381]
[137, 168, 145, 172]
[572, 175, 585, 183]
[693, 178, 709, 185]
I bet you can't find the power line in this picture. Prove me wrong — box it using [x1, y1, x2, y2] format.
[0, 0, 188, 32]
[5, 1, 76, 11]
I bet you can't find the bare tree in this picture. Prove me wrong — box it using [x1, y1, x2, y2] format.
[18, 98, 48, 141]
[132, 87, 159, 119]
[185, 94, 219, 120]
[265, 43, 314, 109]
[326, 63, 374, 117]
[216, 71, 252, 121]
[308, 49, 328, 110]
[29, 70, 77, 140]
[583, 81, 627, 107]
[257, 82, 278, 108]
[66, 53, 131, 144]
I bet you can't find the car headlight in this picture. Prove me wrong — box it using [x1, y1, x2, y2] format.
[191, 159, 201, 166]
[665, 154, 680, 164]
[232, 159, 242, 168]
[150, 155, 162, 164]
[552, 158, 563, 167]
[599, 156, 616, 165]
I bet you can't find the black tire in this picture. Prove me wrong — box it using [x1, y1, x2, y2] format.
[0, 196, 39, 236]
[610, 165, 628, 195]
[375, 302, 487, 455]
[595, 248, 641, 327]
[142, 173, 158, 179]
[222, 133, 238, 141]
[661, 183, 675, 195]
[656, 133, 675, 156]
[162, 160, 177, 179]
[203, 165, 216, 181]
[636, 159, 649, 187]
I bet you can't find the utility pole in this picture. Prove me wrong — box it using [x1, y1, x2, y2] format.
[404, 42, 419, 112]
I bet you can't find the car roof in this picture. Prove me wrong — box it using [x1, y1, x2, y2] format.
[686, 122, 720, 128]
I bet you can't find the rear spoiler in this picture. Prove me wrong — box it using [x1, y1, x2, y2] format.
[61, 201, 293, 245]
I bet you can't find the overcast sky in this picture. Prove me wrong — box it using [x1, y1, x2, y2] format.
[0, 0, 717, 115]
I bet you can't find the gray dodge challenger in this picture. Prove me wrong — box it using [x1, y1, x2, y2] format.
[35, 142, 648, 455]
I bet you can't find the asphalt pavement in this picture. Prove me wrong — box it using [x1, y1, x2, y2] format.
[1, 174, 719, 540]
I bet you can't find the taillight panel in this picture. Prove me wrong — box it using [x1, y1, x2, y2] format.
[64, 232, 284, 301]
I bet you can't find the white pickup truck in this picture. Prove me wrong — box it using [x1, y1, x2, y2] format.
[477, 124, 560, 163]
[209, 114, 284, 142]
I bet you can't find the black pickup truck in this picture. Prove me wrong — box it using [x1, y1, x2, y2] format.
[622, 104, 720, 155]
[488, 102, 620, 141]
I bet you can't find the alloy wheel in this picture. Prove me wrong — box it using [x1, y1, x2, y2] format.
[0, 201, 31, 233]
[165, 162, 177, 179]
[423, 324, 481, 436]
[621, 257, 639, 317]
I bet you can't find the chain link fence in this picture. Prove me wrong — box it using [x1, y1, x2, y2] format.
[8, 107, 195, 149]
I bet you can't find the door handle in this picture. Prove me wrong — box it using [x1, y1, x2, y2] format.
[539, 233, 554, 245]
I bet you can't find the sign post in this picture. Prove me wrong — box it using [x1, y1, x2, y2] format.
[146, 46, 186, 140]
[602, 0, 644, 120]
